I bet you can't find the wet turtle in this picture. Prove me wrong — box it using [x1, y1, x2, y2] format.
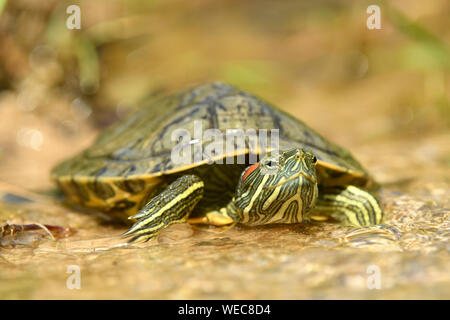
[52, 82, 383, 242]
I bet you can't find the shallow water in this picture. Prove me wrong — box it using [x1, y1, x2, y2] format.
[1, 150, 448, 299]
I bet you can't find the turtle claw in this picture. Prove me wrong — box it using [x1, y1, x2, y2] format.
[188, 211, 235, 226]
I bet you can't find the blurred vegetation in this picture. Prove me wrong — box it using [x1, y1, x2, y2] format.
[1, 0, 449, 124]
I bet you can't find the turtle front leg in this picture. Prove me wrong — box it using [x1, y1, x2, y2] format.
[123, 175, 204, 242]
[308, 186, 383, 226]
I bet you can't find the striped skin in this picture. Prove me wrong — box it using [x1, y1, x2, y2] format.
[123, 148, 383, 243]
[230, 149, 319, 225]
[123, 175, 204, 242]
[309, 186, 383, 226]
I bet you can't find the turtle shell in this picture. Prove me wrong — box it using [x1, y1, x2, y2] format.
[52, 82, 371, 215]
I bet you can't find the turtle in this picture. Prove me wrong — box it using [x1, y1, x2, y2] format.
[52, 82, 383, 242]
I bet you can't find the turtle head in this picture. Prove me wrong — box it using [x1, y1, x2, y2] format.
[234, 148, 319, 225]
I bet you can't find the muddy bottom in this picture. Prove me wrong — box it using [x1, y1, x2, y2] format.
[1, 135, 449, 299]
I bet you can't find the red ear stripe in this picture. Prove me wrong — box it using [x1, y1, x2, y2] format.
[241, 162, 259, 182]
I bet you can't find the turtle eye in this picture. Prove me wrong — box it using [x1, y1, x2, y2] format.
[312, 156, 317, 163]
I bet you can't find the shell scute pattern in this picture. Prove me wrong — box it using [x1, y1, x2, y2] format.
[52, 82, 371, 217]
[114, 179, 146, 194]
[86, 180, 115, 200]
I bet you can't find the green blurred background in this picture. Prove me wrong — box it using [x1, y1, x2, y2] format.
[0, 0, 448, 189]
